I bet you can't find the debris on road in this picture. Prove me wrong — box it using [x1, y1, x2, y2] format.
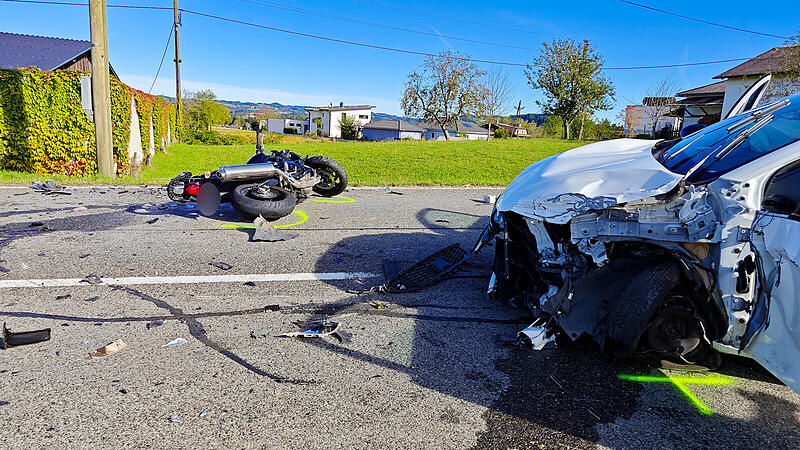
[30, 221, 44, 227]
[169, 416, 183, 424]
[381, 244, 470, 293]
[80, 274, 102, 285]
[146, 218, 159, 224]
[483, 194, 497, 204]
[84, 296, 100, 302]
[79, 254, 90, 259]
[73, 206, 88, 213]
[250, 329, 269, 339]
[199, 409, 208, 418]
[244, 281, 257, 286]
[88, 339, 127, 358]
[0, 266, 9, 273]
[146, 319, 165, 330]
[30, 181, 70, 195]
[280, 320, 351, 344]
[55, 294, 71, 300]
[209, 262, 232, 271]
[1, 323, 52, 349]
[518, 323, 556, 350]
[251, 216, 299, 242]
[163, 338, 187, 347]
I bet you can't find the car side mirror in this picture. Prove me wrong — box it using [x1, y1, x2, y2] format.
[680, 123, 707, 137]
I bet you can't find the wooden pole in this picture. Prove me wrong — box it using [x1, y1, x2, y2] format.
[173, 0, 182, 131]
[89, 0, 114, 176]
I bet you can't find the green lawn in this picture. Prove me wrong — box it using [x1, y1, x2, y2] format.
[0, 138, 587, 186]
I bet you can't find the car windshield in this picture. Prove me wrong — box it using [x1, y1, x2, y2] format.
[653, 94, 800, 183]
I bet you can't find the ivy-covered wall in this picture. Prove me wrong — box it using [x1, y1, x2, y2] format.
[0, 68, 177, 176]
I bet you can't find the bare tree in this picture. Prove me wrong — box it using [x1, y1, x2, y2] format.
[641, 76, 682, 137]
[401, 49, 486, 140]
[482, 66, 514, 137]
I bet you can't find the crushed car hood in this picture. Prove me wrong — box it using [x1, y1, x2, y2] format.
[496, 139, 683, 224]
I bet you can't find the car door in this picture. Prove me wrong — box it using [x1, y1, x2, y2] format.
[741, 159, 800, 393]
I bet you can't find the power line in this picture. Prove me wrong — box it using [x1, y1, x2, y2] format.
[618, 0, 792, 40]
[238, 0, 542, 51]
[0, 0, 765, 71]
[147, 24, 173, 93]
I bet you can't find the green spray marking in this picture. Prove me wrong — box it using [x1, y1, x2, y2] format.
[221, 210, 309, 230]
[312, 195, 355, 203]
[618, 373, 733, 415]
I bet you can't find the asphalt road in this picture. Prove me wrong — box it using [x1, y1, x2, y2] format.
[0, 185, 798, 449]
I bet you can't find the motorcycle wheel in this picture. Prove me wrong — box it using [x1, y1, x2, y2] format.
[306, 156, 348, 196]
[230, 183, 297, 220]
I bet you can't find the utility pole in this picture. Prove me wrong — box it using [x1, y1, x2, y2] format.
[173, 0, 182, 131]
[89, 0, 114, 176]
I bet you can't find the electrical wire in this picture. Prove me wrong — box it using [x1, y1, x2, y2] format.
[147, 24, 173, 93]
[618, 0, 792, 40]
[238, 0, 543, 51]
[0, 0, 771, 70]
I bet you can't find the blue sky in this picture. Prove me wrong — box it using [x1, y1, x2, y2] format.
[2, 0, 799, 121]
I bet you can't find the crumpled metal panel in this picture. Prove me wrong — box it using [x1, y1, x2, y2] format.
[496, 139, 682, 224]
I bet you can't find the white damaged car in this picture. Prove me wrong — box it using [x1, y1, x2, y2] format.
[479, 78, 800, 393]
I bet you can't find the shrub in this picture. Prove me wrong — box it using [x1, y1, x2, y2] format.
[183, 129, 247, 145]
[283, 127, 298, 135]
[493, 128, 511, 139]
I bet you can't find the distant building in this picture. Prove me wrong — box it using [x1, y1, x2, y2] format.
[623, 97, 680, 137]
[670, 81, 726, 128]
[0, 31, 119, 78]
[306, 102, 374, 138]
[490, 122, 528, 137]
[362, 119, 424, 141]
[266, 118, 309, 135]
[421, 121, 489, 140]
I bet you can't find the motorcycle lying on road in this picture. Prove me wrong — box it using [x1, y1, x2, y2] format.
[166, 145, 347, 220]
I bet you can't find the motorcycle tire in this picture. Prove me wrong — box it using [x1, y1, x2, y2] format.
[230, 183, 297, 220]
[306, 156, 348, 197]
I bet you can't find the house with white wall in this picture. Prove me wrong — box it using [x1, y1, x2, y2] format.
[306, 103, 374, 138]
[672, 81, 726, 128]
[266, 118, 308, 135]
[421, 121, 489, 140]
[622, 97, 681, 137]
[714, 46, 799, 117]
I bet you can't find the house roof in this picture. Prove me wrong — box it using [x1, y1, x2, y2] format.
[421, 121, 489, 134]
[642, 97, 676, 106]
[363, 119, 425, 132]
[676, 81, 726, 97]
[0, 32, 91, 71]
[306, 104, 375, 112]
[714, 46, 799, 79]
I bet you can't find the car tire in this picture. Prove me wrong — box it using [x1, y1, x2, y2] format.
[230, 183, 296, 220]
[307, 156, 348, 196]
[607, 260, 682, 356]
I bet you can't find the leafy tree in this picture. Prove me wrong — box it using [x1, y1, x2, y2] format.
[525, 39, 614, 139]
[401, 49, 486, 140]
[493, 127, 511, 139]
[338, 114, 361, 140]
[183, 89, 230, 131]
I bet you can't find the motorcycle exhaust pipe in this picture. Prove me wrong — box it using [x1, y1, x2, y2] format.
[216, 163, 276, 182]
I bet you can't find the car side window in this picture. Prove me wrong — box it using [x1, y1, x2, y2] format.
[762, 159, 800, 218]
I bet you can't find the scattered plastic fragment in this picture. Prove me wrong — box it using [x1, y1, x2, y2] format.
[169, 416, 183, 424]
[389, 190, 403, 195]
[30, 221, 44, 227]
[483, 195, 497, 204]
[244, 281, 257, 286]
[85, 296, 100, 302]
[280, 320, 351, 344]
[146, 218, 159, 224]
[0, 266, 9, 273]
[209, 262, 232, 271]
[518, 323, 556, 350]
[55, 294, 71, 300]
[250, 329, 269, 339]
[80, 274, 102, 285]
[30, 181, 70, 195]
[1, 322, 52, 349]
[146, 319, 165, 330]
[73, 206, 88, 212]
[163, 338, 187, 347]
[88, 339, 127, 358]
[79, 254, 90, 259]
[199, 409, 208, 418]
[252, 216, 298, 242]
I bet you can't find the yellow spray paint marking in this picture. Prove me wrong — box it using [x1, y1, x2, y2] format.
[618, 373, 733, 416]
[312, 195, 355, 203]
[221, 210, 308, 230]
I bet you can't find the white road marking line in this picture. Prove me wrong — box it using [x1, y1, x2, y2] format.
[0, 272, 379, 288]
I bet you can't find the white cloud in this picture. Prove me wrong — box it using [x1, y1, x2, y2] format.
[119, 74, 402, 114]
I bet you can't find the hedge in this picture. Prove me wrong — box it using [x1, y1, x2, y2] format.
[0, 68, 177, 176]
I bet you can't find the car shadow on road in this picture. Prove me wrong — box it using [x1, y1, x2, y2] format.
[307, 207, 800, 448]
